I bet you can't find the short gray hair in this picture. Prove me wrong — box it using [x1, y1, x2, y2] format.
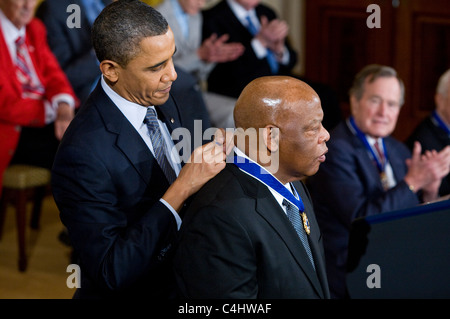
[349, 64, 405, 106]
[436, 69, 450, 97]
[92, 0, 169, 67]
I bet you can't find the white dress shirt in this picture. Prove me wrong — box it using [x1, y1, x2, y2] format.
[101, 77, 182, 229]
[234, 147, 295, 215]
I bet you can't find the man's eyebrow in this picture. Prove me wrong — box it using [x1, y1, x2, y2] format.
[146, 47, 177, 70]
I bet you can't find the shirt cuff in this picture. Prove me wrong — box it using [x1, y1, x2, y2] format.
[251, 38, 290, 65]
[44, 100, 56, 124]
[51, 93, 76, 110]
[251, 38, 267, 59]
[45, 94, 76, 124]
[279, 46, 290, 65]
[159, 198, 182, 230]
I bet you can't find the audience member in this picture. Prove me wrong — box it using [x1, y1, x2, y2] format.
[202, 0, 297, 99]
[36, 0, 112, 106]
[174, 76, 331, 299]
[157, 0, 244, 128]
[51, 0, 230, 299]
[201, 0, 341, 131]
[407, 68, 450, 197]
[0, 0, 76, 195]
[306, 64, 450, 299]
[156, 0, 243, 84]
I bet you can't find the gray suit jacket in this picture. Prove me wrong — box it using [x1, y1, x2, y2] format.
[174, 163, 330, 299]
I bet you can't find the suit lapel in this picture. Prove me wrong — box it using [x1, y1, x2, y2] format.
[155, 94, 182, 134]
[346, 125, 388, 189]
[92, 83, 169, 186]
[292, 180, 329, 298]
[244, 171, 325, 298]
[384, 138, 408, 181]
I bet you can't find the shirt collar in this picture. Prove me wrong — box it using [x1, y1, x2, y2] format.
[227, 0, 257, 23]
[100, 76, 153, 132]
[0, 8, 26, 60]
[366, 136, 383, 148]
[233, 146, 294, 196]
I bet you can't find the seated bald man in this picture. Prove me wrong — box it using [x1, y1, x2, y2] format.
[173, 76, 331, 299]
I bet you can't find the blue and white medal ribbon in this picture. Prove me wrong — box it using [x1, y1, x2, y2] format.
[432, 111, 450, 136]
[233, 155, 311, 235]
[348, 117, 390, 190]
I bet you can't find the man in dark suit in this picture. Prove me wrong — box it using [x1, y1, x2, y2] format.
[35, 0, 111, 106]
[407, 68, 450, 197]
[51, 0, 229, 299]
[306, 64, 450, 299]
[201, 0, 342, 131]
[201, 0, 297, 99]
[174, 76, 331, 299]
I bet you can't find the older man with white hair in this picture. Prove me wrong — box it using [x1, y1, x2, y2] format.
[407, 68, 450, 197]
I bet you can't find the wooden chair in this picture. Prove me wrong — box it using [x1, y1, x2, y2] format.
[0, 165, 51, 271]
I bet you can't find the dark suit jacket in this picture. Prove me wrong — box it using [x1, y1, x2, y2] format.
[406, 115, 450, 197]
[202, 0, 298, 98]
[36, 0, 111, 105]
[51, 73, 210, 299]
[306, 120, 420, 299]
[174, 163, 330, 299]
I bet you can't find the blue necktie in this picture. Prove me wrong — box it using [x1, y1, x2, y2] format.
[245, 15, 279, 74]
[144, 108, 177, 184]
[283, 199, 315, 270]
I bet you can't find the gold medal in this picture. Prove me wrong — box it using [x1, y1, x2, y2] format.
[301, 212, 311, 235]
[380, 171, 389, 190]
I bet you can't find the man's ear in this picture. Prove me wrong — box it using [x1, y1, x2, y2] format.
[263, 125, 280, 153]
[100, 60, 120, 83]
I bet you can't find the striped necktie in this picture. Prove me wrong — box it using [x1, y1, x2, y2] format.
[373, 140, 385, 166]
[144, 107, 177, 184]
[15, 36, 45, 99]
[245, 15, 279, 74]
[283, 199, 315, 270]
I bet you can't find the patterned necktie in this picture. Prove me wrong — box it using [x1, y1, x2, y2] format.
[144, 108, 177, 184]
[282, 199, 315, 270]
[15, 36, 45, 99]
[245, 15, 279, 74]
[373, 140, 385, 165]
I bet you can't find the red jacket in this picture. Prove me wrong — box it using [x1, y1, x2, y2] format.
[0, 18, 77, 195]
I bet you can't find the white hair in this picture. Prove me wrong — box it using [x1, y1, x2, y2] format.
[436, 69, 450, 96]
